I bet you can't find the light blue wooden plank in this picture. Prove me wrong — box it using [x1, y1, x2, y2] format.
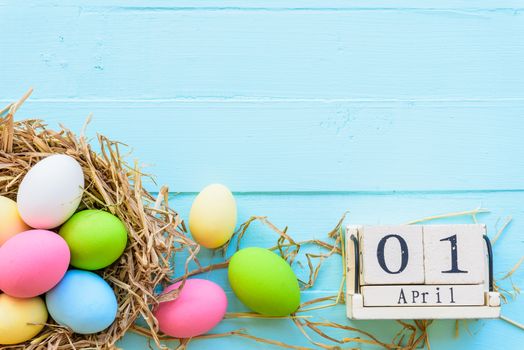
[1, 6, 523, 100]
[9, 101, 524, 192]
[169, 191, 524, 291]
[117, 190, 524, 349]
[2, 0, 524, 10]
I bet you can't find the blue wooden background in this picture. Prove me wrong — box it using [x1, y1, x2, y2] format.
[2, 1, 523, 348]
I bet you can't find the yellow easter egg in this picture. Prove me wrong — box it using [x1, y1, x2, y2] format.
[0, 196, 31, 246]
[189, 184, 237, 249]
[0, 294, 48, 345]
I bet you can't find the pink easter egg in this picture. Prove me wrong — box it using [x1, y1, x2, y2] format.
[154, 279, 227, 338]
[0, 230, 70, 298]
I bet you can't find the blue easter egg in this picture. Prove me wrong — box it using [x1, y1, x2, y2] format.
[45, 270, 118, 334]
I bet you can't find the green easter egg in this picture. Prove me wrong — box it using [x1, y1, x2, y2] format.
[59, 210, 127, 270]
[228, 247, 300, 316]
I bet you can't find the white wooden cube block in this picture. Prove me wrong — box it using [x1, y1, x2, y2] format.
[423, 224, 485, 284]
[361, 225, 424, 285]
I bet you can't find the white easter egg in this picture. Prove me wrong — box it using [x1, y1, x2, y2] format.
[17, 154, 84, 229]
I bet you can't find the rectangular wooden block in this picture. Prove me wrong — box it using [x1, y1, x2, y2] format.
[347, 293, 500, 320]
[423, 224, 486, 284]
[361, 225, 424, 285]
[362, 285, 485, 307]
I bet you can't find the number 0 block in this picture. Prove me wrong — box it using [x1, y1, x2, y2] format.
[423, 224, 485, 284]
[361, 225, 424, 285]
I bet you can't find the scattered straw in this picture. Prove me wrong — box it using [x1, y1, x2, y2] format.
[492, 216, 512, 245]
[130, 325, 314, 350]
[404, 207, 489, 225]
[499, 256, 524, 281]
[500, 315, 524, 331]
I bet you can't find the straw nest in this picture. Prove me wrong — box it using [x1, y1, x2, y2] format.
[0, 90, 193, 349]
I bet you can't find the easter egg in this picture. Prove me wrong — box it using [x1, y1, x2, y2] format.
[0, 196, 30, 246]
[0, 294, 48, 345]
[59, 210, 127, 270]
[46, 270, 118, 334]
[17, 154, 84, 229]
[154, 279, 227, 338]
[0, 230, 70, 298]
[228, 247, 300, 316]
[189, 184, 237, 249]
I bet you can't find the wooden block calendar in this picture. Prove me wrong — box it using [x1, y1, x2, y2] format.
[346, 224, 500, 319]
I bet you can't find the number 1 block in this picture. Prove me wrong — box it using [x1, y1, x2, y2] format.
[423, 224, 486, 284]
[361, 225, 424, 285]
